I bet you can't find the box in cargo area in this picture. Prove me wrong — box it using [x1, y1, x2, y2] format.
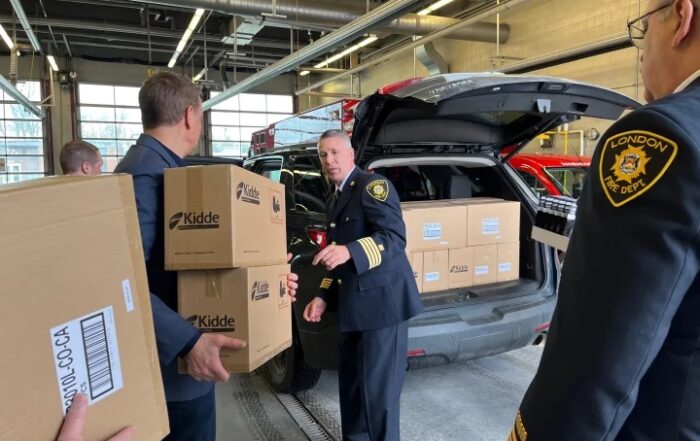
[473, 245, 499, 285]
[449, 247, 474, 289]
[165, 164, 287, 270]
[178, 264, 292, 373]
[464, 200, 520, 246]
[408, 252, 424, 293]
[401, 202, 467, 252]
[0, 175, 168, 441]
[422, 250, 449, 293]
[498, 242, 520, 282]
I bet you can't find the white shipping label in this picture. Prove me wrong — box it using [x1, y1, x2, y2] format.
[121, 279, 134, 312]
[424, 272, 440, 282]
[482, 218, 500, 235]
[423, 223, 442, 240]
[498, 263, 513, 273]
[50, 306, 124, 415]
[475, 265, 489, 276]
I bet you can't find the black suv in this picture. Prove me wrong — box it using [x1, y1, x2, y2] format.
[197, 74, 639, 393]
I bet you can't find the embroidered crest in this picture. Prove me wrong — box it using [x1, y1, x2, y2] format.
[366, 179, 389, 202]
[599, 130, 677, 207]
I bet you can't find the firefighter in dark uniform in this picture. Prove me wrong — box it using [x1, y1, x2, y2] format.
[509, 1, 700, 440]
[304, 130, 423, 441]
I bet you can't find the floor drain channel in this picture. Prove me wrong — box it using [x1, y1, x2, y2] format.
[258, 373, 337, 441]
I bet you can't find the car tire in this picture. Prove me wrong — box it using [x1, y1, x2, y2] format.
[263, 334, 322, 393]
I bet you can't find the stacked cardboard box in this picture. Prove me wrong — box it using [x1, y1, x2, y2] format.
[403, 198, 521, 293]
[0, 175, 168, 440]
[165, 165, 292, 373]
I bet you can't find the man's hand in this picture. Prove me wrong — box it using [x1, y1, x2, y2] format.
[303, 297, 327, 323]
[286, 252, 298, 302]
[183, 333, 246, 382]
[58, 393, 135, 441]
[312, 245, 351, 270]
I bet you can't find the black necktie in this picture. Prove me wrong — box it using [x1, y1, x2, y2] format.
[329, 188, 340, 214]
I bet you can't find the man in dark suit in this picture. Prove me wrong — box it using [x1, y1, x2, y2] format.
[303, 130, 423, 441]
[509, 1, 700, 440]
[115, 72, 298, 441]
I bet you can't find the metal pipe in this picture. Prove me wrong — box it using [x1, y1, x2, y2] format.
[123, 0, 509, 42]
[61, 34, 72, 57]
[203, 0, 423, 110]
[0, 74, 44, 118]
[498, 34, 631, 74]
[296, 0, 530, 96]
[9, 0, 43, 53]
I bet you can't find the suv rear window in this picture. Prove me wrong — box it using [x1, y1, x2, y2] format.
[292, 156, 329, 213]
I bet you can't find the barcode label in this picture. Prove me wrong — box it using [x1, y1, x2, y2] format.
[50, 306, 123, 414]
[498, 262, 513, 273]
[482, 218, 500, 235]
[423, 223, 442, 240]
[475, 265, 489, 276]
[424, 272, 440, 282]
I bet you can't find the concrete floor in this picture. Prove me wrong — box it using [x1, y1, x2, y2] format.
[216, 344, 544, 441]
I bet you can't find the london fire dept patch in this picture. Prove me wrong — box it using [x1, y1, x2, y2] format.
[366, 179, 389, 202]
[599, 130, 677, 207]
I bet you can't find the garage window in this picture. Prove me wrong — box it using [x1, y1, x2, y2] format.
[210, 92, 293, 158]
[0, 81, 46, 184]
[77, 83, 141, 172]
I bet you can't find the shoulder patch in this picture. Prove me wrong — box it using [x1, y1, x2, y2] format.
[599, 130, 678, 207]
[366, 179, 389, 202]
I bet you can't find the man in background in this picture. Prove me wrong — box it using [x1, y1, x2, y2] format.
[59, 140, 103, 176]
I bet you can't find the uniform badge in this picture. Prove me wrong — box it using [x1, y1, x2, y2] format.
[599, 130, 677, 207]
[366, 179, 389, 202]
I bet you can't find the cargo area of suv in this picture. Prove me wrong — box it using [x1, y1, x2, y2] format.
[202, 73, 640, 393]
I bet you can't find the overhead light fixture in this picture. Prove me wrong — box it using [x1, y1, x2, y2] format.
[300, 70, 310, 76]
[47, 55, 59, 72]
[417, 0, 455, 16]
[314, 35, 377, 69]
[193, 67, 207, 81]
[168, 8, 205, 68]
[9, 0, 42, 53]
[0, 24, 13, 50]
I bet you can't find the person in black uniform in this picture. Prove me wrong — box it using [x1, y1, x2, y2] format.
[509, 1, 700, 440]
[303, 130, 423, 441]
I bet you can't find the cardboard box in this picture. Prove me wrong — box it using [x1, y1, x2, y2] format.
[407, 252, 424, 293]
[464, 200, 520, 246]
[178, 264, 292, 373]
[0, 175, 168, 440]
[473, 245, 499, 285]
[401, 202, 468, 252]
[165, 165, 287, 270]
[422, 250, 449, 292]
[498, 242, 520, 282]
[448, 247, 474, 289]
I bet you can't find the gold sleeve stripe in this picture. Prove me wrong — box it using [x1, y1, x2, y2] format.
[515, 411, 527, 441]
[356, 238, 378, 269]
[508, 429, 519, 441]
[357, 237, 382, 269]
[319, 277, 333, 289]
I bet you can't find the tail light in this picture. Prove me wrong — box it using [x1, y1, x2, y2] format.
[535, 322, 550, 333]
[407, 349, 426, 357]
[306, 227, 328, 249]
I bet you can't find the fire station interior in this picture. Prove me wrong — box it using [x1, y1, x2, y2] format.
[1, 0, 656, 440]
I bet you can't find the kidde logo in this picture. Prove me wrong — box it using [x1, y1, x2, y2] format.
[168, 211, 220, 230]
[186, 314, 235, 332]
[251, 280, 270, 301]
[450, 265, 470, 274]
[272, 195, 281, 214]
[236, 182, 261, 205]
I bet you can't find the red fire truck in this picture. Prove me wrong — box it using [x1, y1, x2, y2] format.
[249, 99, 359, 156]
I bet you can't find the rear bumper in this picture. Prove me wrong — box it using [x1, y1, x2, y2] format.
[407, 292, 555, 364]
